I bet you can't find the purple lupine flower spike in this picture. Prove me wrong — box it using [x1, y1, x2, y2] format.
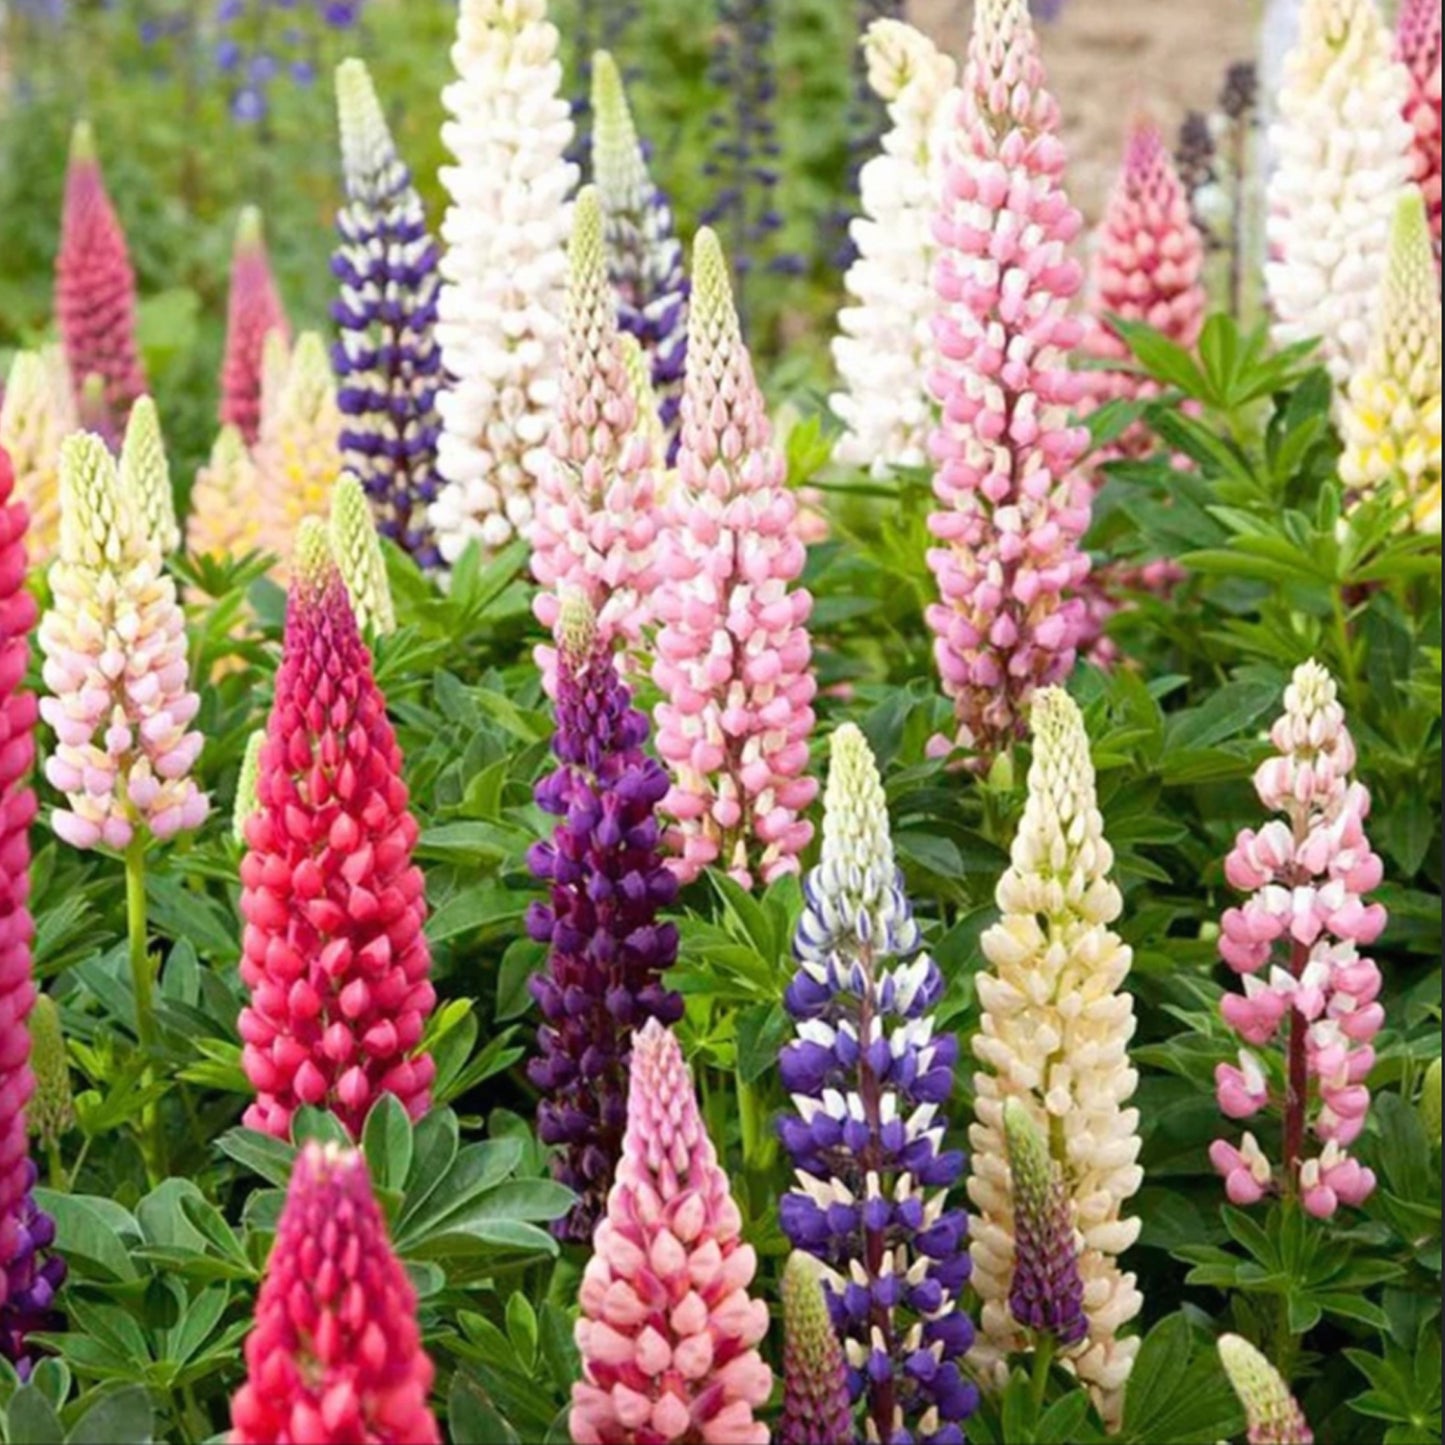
[1, 1165, 67, 1376]
[780, 1252, 854, 1445]
[332, 58, 444, 569]
[778, 724, 977, 1445]
[526, 594, 684, 1240]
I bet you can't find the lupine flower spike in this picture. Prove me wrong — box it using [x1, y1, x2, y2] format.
[1266, 0, 1413, 392]
[926, 0, 1092, 760]
[778, 723, 978, 1445]
[39, 434, 208, 851]
[526, 594, 682, 1239]
[232, 730, 265, 847]
[237, 521, 434, 1139]
[0, 349, 77, 570]
[254, 332, 344, 572]
[1339, 187, 1442, 535]
[1396, 0, 1442, 257]
[571, 1018, 772, 1445]
[26, 995, 75, 1153]
[530, 188, 662, 684]
[1210, 661, 1386, 1219]
[230, 1142, 441, 1445]
[431, 0, 577, 564]
[330, 474, 396, 636]
[779, 1252, 853, 1445]
[220, 207, 290, 447]
[590, 52, 689, 460]
[651, 229, 817, 888]
[188, 426, 263, 561]
[333, 58, 444, 567]
[831, 19, 959, 475]
[118, 397, 180, 555]
[970, 689, 1142, 1422]
[55, 121, 147, 429]
[1421, 1058, 1442, 1144]
[0, 445, 66, 1377]
[1218, 1334, 1315, 1445]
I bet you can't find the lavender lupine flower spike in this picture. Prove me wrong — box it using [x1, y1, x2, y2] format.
[525, 594, 683, 1240]
[333, 58, 444, 568]
[779, 723, 977, 1445]
[590, 51, 689, 460]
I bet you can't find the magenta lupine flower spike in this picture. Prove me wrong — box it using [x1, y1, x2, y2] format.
[237, 521, 435, 1140]
[1210, 661, 1387, 1219]
[530, 188, 663, 683]
[778, 1253, 853, 1445]
[1, 445, 66, 1376]
[1218, 1335, 1314, 1445]
[54, 122, 147, 431]
[39, 434, 209, 851]
[651, 228, 817, 888]
[925, 0, 1092, 760]
[230, 1142, 441, 1445]
[571, 1018, 772, 1445]
[221, 207, 290, 447]
[1397, 0, 1442, 257]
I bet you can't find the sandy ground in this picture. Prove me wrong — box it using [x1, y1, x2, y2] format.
[906, 0, 1260, 220]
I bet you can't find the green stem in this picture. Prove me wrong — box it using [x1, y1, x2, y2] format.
[1031, 1332, 1057, 1416]
[46, 1139, 66, 1191]
[124, 839, 166, 1181]
[1331, 590, 1361, 707]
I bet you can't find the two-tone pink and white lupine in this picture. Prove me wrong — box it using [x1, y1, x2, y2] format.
[0, 349, 77, 570]
[830, 18, 959, 475]
[38, 433, 208, 851]
[1396, 0, 1442, 257]
[530, 187, 661, 683]
[571, 1018, 772, 1445]
[651, 229, 817, 888]
[970, 688, 1142, 1425]
[1210, 660, 1387, 1220]
[1266, 0, 1413, 393]
[430, 0, 577, 564]
[925, 0, 1092, 760]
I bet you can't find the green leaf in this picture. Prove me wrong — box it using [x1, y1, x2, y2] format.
[735, 1003, 790, 1086]
[216, 1127, 297, 1189]
[448, 1371, 522, 1445]
[33, 1192, 137, 1283]
[5, 1385, 65, 1445]
[362, 1094, 415, 1194]
[1122, 1313, 1245, 1445]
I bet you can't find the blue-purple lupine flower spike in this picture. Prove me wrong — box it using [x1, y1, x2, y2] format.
[778, 724, 977, 1445]
[526, 597, 684, 1241]
[332, 58, 444, 568]
[1, 1165, 67, 1378]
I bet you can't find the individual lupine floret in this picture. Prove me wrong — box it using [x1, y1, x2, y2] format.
[831, 19, 959, 475]
[187, 425, 263, 560]
[970, 689, 1142, 1422]
[530, 188, 662, 681]
[430, 0, 577, 564]
[925, 0, 1092, 760]
[254, 332, 343, 570]
[779, 1252, 853, 1445]
[237, 522, 435, 1139]
[1218, 1334, 1315, 1445]
[0, 349, 77, 569]
[1266, 0, 1413, 392]
[333, 58, 444, 568]
[330, 474, 396, 636]
[118, 396, 179, 554]
[590, 51, 689, 460]
[778, 723, 977, 1445]
[38, 434, 209, 851]
[571, 1018, 772, 1445]
[220, 207, 290, 447]
[651, 230, 817, 888]
[1339, 187, 1442, 534]
[229, 1142, 441, 1445]
[54, 121, 147, 428]
[526, 596, 683, 1240]
[1396, 0, 1442, 255]
[1210, 661, 1387, 1219]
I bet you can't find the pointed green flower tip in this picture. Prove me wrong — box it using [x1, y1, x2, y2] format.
[570, 185, 607, 283]
[259, 327, 291, 420]
[1218, 1334, 1314, 1445]
[211, 422, 249, 471]
[781, 1251, 833, 1344]
[590, 50, 646, 204]
[330, 473, 395, 635]
[618, 332, 663, 448]
[236, 204, 265, 253]
[1383, 186, 1437, 337]
[119, 395, 180, 555]
[58, 430, 136, 568]
[691, 227, 739, 336]
[233, 728, 266, 846]
[825, 723, 889, 843]
[293, 515, 339, 595]
[556, 590, 598, 665]
[1028, 686, 1095, 809]
[27, 993, 76, 1148]
[335, 56, 391, 185]
[1421, 1059, 1442, 1145]
[69, 117, 96, 164]
[1003, 1096, 1052, 1194]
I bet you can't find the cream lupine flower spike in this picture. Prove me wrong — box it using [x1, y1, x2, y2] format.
[969, 688, 1142, 1424]
[1266, 0, 1413, 392]
[0, 347, 77, 569]
[330, 473, 396, 635]
[1339, 187, 1442, 534]
[831, 19, 959, 474]
[188, 425, 263, 560]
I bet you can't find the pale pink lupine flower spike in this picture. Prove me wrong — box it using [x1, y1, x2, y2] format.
[571, 1018, 772, 1445]
[651, 228, 817, 889]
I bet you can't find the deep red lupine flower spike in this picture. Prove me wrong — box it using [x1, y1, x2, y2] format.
[221, 207, 290, 447]
[230, 1141, 441, 1445]
[54, 122, 147, 431]
[238, 520, 435, 1139]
